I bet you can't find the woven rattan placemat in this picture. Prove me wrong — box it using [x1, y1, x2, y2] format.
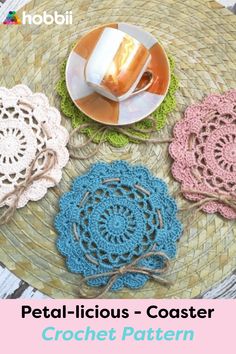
[0, 0, 235, 298]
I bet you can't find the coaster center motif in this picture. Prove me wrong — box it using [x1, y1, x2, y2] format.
[0, 134, 20, 154]
[212, 131, 236, 170]
[223, 143, 236, 163]
[107, 214, 127, 234]
[0, 119, 37, 175]
[97, 202, 137, 242]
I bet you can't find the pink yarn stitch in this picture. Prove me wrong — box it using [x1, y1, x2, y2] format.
[169, 90, 236, 219]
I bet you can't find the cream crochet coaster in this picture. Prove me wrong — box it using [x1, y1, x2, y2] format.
[0, 84, 69, 209]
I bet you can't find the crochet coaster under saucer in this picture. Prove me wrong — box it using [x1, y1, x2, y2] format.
[55, 161, 182, 294]
[169, 90, 236, 219]
[0, 85, 69, 209]
[56, 55, 178, 148]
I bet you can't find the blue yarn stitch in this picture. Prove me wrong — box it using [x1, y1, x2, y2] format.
[55, 161, 182, 291]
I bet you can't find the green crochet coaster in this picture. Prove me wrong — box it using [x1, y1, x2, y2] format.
[56, 56, 178, 148]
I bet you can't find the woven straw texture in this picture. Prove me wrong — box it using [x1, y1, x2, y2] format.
[0, 0, 235, 299]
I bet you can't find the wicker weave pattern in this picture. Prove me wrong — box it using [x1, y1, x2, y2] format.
[0, 0, 235, 298]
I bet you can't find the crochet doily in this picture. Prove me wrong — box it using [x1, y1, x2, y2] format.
[56, 55, 178, 148]
[55, 161, 182, 292]
[169, 90, 236, 219]
[0, 85, 69, 208]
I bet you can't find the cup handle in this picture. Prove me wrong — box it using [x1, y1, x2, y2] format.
[131, 70, 154, 96]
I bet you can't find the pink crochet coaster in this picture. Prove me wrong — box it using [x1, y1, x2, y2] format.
[169, 90, 236, 219]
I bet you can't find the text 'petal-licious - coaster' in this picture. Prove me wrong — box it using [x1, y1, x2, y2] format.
[0, 85, 69, 214]
[169, 90, 236, 219]
[55, 161, 182, 297]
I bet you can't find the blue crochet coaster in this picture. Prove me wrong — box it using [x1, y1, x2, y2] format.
[55, 161, 182, 293]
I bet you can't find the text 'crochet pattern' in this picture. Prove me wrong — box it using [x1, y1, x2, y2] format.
[169, 90, 236, 219]
[55, 161, 182, 292]
[56, 55, 178, 148]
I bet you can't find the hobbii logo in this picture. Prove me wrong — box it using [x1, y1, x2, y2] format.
[21, 11, 73, 25]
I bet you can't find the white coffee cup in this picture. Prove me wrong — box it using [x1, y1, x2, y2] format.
[85, 27, 153, 102]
